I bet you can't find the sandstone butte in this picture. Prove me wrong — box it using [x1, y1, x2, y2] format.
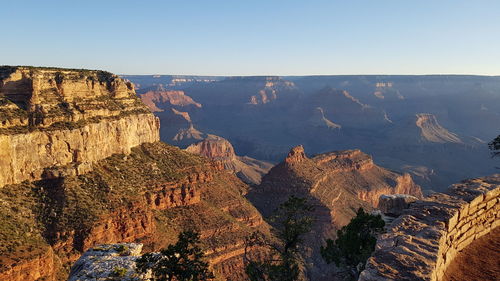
[248, 145, 423, 280]
[185, 134, 274, 185]
[0, 66, 272, 281]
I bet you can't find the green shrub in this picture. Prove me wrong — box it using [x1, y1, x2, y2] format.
[111, 266, 127, 277]
[321, 208, 385, 280]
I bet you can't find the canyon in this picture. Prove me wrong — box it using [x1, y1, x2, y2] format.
[0, 67, 271, 281]
[125, 74, 499, 191]
[185, 135, 273, 184]
[248, 145, 423, 280]
[1, 66, 498, 281]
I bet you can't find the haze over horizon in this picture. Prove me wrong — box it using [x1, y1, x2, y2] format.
[1, 0, 499, 76]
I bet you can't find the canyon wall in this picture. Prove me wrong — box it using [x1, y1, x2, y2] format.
[249, 145, 422, 280]
[0, 67, 270, 281]
[185, 135, 273, 184]
[359, 174, 500, 281]
[0, 66, 160, 187]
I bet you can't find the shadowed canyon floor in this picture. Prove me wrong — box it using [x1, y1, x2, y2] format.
[443, 227, 500, 281]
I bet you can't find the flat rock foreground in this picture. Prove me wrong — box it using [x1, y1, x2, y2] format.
[359, 175, 500, 281]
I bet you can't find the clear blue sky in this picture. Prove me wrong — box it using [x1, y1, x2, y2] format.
[1, 0, 499, 75]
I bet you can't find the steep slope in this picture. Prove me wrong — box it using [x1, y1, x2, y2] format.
[185, 135, 273, 184]
[248, 145, 422, 280]
[125, 74, 499, 190]
[139, 87, 202, 112]
[309, 107, 341, 129]
[0, 66, 159, 188]
[415, 113, 462, 143]
[158, 108, 208, 147]
[0, 67, 271, 281]
[304, 87, 389, 128]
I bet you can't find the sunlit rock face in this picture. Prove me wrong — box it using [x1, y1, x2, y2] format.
[248, 145, 422, 280]
[360, 174, 500, 281]
[185, 135, 273, 184]
[0, 66, 160, 188]
[415, 113, 462, 143]
[68, 243, 146, 281]
[139, 88, 201, 112]
[0, 67, 271, 281]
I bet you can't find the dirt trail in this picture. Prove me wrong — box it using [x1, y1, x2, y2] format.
[443, 227, 500, 281]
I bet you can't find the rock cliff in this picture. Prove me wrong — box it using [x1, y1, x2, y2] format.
[248, 145, 422, 280]
[139, 88, 202, 112]
[0, 66, 159, 187]
[0, 67, 271, 281]
[68, 243, 145, 281]
[415, 113, 462, 143]
[185, 135, 273, 184]
[0, 141, 271, 281]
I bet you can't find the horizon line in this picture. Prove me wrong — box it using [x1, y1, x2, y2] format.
[2, 65, 499, 77]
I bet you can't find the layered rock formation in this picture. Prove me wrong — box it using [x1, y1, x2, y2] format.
[305, 87, 389, 128]
[415, 113, 462, 143]
[309, 107, 341, 129]
[252, 146, 422, 224]
[0, 66, 159, 187]
[139, 88, 201, 112]
[0, 67, 271, 281]
[0, 141, 270, 281]
[359, 174, 500, 281]
[248, 145, 422, 280]
[126, 74, 499, 191]
[185, 135, 273, 184]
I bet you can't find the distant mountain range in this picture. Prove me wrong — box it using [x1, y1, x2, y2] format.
[124, 74, 500, 191]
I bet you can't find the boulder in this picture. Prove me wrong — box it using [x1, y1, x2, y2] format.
[377, 194, 419, 216]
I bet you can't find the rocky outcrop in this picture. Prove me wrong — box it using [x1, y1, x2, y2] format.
[0, 67, 271, 281]
[0, 246, 56, 281]
[1, 141, 270, 281]
[0, 66, 159, 187]
[139, 89, 201, 112]
[186, 135, 237, 160]
[415, 113, 462, 143]
[185, 135, 273, 184]
[359, 174, 500, 281]
[248, 145, 422, 280]
[255, 147, 422, 221]
[68, 243, 145, 281]
[377, 194, 419, 216]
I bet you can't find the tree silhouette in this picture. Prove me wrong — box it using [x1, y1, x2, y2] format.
[321, 208, 385, 280]
[245, 196, 314, 281]
[136, 230, 214, 281]
[489, 135, 500, 158]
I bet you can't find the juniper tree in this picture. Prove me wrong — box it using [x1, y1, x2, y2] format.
[320, 208, 385, 281]
[245, 196, 314, 281]
[136, 230, 214, 281]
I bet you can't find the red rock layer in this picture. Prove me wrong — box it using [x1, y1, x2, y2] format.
[0, 143, 269, 281]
